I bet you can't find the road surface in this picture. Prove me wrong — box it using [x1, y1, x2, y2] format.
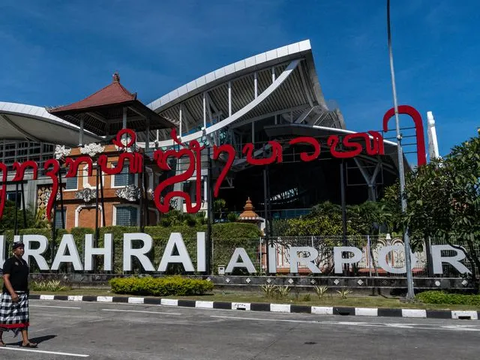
[0, 300, 478, 359]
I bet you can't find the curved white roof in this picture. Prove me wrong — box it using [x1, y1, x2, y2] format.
[149, 40, 324, 111]
[146, 40, 344, 147]
[0, 102, 102, 146]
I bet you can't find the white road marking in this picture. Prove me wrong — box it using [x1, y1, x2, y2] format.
[31, 305, 82, 310]
[441, 325, 480, 332]
[0, 347, 89, 357]
[101, 309, 182, 316]
[211, 315, 327, 325]
[385, 323, 415, 329]
[210, 315, 480, 332]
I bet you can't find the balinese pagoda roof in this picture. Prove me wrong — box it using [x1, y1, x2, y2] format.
[238, 197, 263, 222]
[48, 73, 174, 136]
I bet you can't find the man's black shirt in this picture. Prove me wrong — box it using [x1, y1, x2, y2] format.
[2, 256, 29, 293]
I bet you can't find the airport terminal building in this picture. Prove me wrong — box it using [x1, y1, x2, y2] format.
[0, 40, 403, 229]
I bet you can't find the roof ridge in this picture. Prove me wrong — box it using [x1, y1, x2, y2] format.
[116, 81, 137, 100]
[49, 75, 136, 112]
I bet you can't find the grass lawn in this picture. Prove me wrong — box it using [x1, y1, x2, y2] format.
[28, 288, 480, 311]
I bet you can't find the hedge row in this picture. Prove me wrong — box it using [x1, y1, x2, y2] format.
[416, 291, 480, 306]
[1, 223, 261, 274]
[109, 276, 214, 296]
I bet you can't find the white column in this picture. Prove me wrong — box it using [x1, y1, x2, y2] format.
[254, 72, 258, 98]
[427, 111, 440, 161]
[203, 92, 207, 129]
[203, 177, 208, 204]
[122, 107, 127, 129]
[79, 118, 84, 146]
[228, 81, 232, 117]
[179, 105, 183, 138]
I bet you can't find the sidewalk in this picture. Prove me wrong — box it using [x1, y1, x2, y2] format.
[30, 293, 480, 321]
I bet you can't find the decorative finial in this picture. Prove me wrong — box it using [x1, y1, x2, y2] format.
[244, 197, 254, 211]
[113, 72, 120, 83]
[238, 197, 261, 222]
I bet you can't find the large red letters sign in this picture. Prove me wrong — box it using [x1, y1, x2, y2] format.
[0, 106, 426, 219]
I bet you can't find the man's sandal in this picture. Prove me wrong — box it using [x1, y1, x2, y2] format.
[21, 342, 37, 348]
[0, 341, 5, 347]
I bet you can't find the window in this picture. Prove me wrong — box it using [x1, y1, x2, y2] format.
[6, 192, 21, 207]
[54, 209, 67, 229]
[65, 176, 78, 190]
[113, 164, 135, 187]
[115, 206, 138, 226]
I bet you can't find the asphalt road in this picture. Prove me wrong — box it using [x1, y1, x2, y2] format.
[0, 300, 478, 360]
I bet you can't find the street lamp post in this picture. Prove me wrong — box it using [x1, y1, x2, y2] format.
[387, 0, 415, 300]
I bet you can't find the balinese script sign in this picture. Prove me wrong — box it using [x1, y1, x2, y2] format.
[0, 232, 470, 275]
[0, 105, 426, 220]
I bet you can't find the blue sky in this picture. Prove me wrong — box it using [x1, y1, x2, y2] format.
[0, 0, 479, 159]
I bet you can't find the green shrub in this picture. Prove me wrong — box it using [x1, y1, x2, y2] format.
[337, 289, 352, 299]
[109, 276, 214, 296]
[212, 222, 261, 239]
[416, 291, 480, 306]
[277, 285, 291, 299]
[303, 294, 312, 302]
[314, 285, 328, 299]
[183, 214, 198, 227]
[261, 284, 277, 298]
[31, 280, 70, 292]
[227, 212, 238, 222]
[211, 223, 261, 272]
[2, 223, 261, 274]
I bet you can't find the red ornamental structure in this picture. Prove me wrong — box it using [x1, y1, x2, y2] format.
[0, 104, 426, 220]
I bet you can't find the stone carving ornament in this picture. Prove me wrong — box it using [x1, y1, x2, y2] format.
[116, 185, 141, 202]
[75, 188, 97, 203]
[80, 143, 105, 157]
[54, 145, 71, 160]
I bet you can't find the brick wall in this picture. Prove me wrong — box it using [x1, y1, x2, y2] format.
[51, 144, 160, 230]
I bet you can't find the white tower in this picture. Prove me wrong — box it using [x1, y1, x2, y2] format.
[427, 111, 440, 161]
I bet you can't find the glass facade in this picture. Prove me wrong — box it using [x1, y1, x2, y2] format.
[115, 206, 138, 226]
[65, 176, 77, 190]
[54, 209, 66, 229]
[0, 140, 55, 171]
[113, 165, 135, 187]
[6, 191, 22, 207]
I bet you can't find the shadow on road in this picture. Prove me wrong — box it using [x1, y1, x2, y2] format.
[7, 334, 56, 346]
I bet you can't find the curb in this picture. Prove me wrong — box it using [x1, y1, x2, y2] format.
[30, 294, 480, 321]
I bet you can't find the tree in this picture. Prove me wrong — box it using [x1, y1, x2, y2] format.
[389, 135, 480, 290]
[213, 199, 227, 220]
[0, 200, 37, 233]
[347, 201, 392, 235]
[285, 202, 355, 236]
